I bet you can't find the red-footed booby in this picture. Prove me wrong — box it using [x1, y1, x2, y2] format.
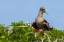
[32, 6, 52, 35]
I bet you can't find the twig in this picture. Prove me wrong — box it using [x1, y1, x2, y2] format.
[25, 32, 34, 36]
[44, 33, 51, 42]
[25, 32, 39, 42]
[53, 39, 58, 42]
[41, 38, 44, 42]
[53, 37, 64, 42]
[19, 26, 29, 28]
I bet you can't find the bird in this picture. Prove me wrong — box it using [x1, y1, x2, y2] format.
[32, 6, 52, 35]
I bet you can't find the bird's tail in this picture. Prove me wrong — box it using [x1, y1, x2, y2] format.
[49, 28, 53, 31]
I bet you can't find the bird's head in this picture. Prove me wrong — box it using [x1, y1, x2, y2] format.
[39, 6, 49, 15]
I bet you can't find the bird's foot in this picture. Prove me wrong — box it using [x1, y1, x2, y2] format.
[34, 28, 39, 32]
[40, 31, 44, 36]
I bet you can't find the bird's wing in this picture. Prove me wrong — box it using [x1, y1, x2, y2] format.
[43, 19, 49, 23]
[41, 19, 51, 30]
[32, 22, 38, 29]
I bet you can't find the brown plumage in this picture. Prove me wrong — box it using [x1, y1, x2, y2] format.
[32, 6, 52, 31]
[32, 19, 52, 31]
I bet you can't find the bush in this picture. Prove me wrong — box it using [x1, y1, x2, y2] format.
[0, 21, 64, 42]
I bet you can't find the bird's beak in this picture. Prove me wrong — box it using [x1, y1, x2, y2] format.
[43, 10, 49, 15]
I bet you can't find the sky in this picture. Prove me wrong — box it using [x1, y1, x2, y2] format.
[0, 0, 64, 30]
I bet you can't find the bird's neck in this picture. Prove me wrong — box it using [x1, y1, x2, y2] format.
[37, 10, 43, 17]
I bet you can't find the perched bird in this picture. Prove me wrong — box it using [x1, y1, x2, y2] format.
[32, 6, 52, 35]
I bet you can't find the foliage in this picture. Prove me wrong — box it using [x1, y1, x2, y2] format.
[0, 21, 64, 42]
